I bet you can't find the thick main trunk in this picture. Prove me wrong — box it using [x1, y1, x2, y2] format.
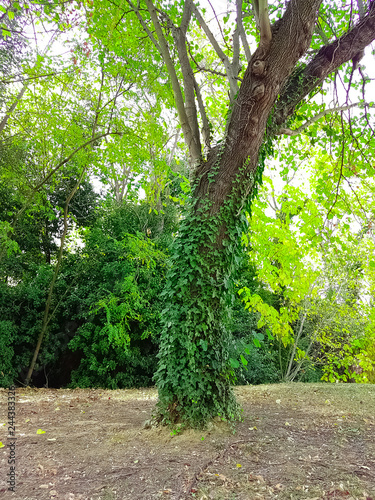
[193, 0, 321, 223]
[154, 1, 322, 427]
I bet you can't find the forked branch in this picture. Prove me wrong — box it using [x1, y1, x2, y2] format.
[274, 3, 375, 127]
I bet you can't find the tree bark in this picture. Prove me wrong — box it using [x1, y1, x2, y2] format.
[193, 0, 322, 221]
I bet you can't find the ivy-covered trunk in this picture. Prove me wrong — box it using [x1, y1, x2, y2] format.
[154, 190, 248, 426]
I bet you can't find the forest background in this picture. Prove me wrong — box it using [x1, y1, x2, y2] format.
[1, 0, 375, 424]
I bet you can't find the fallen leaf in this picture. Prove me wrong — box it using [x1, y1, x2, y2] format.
[236, 463, 242, 468]
[215, 473, 227, 481]
[0, 442, 4, 448]
[37, 429, 46, 434]
[249, 474, 265, 482]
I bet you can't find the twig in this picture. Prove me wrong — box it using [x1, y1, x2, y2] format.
[178, 440, 246, 499]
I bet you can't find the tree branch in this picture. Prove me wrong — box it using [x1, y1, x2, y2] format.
[145, 0, 201, 165]
[274, 3, 375, 127]
[207, 0, 231, 52]
[172, 1, 201, 157]
[252, 0, 272, 54]
[236, 0, 251, 62]
[191, 2, 238, 100]
[125, 0, 162, 53]
[13, 131, 122, 225]
[0, 85, 28, 135]
[193, 78, 211, 152]
[357, 0, 365, 17]
[0, 68, 75, 85]
[232, 1, 241, 77]
[278, 102, 368, 136]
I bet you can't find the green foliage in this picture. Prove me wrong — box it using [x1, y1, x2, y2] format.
[0, 264, 54, 387]
[239, 145, 375, 385]
[153, 165, 257, 427]
[68, 219, 169, 389]
[0, 200, 175, 389]
[0, 320, 17, 387]
[1, 0, 375, 437]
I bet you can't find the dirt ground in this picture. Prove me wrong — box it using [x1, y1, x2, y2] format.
[0, 383, 374, 500]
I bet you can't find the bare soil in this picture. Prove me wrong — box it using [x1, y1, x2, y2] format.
[0, 383, 374, 500]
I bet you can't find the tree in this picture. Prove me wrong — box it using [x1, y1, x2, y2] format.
[86, 0, 375, 427]
[4, 0, 375, 425]
[240, 172, 375, 383]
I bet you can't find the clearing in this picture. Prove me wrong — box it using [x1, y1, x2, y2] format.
[0, 383, 374, 500]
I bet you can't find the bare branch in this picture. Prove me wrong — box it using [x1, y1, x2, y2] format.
[180, 0, 192, 35]
[0, 85, 28, 135]
[278, 102, 369, 136]
[173, 1, 201, 156]
[232, 3, 241, 76]
[0, 68, 75, 85]
[252, 0, 272, 53]
[357, 0, 365, 17]
[236, 0, 251, 62]
[125, 0, 162, 53]
[145, 0, 201, 164]
[207, 0, 231, 51]
[193, 78, 211, 152]
[194, 65, 227, 79]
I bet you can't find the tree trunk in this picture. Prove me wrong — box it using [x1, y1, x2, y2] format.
[154, 1, 323, 427]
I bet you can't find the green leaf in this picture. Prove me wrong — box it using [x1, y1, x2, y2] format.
[253, 338, 261, 348]
[229, 357, 239, 369]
